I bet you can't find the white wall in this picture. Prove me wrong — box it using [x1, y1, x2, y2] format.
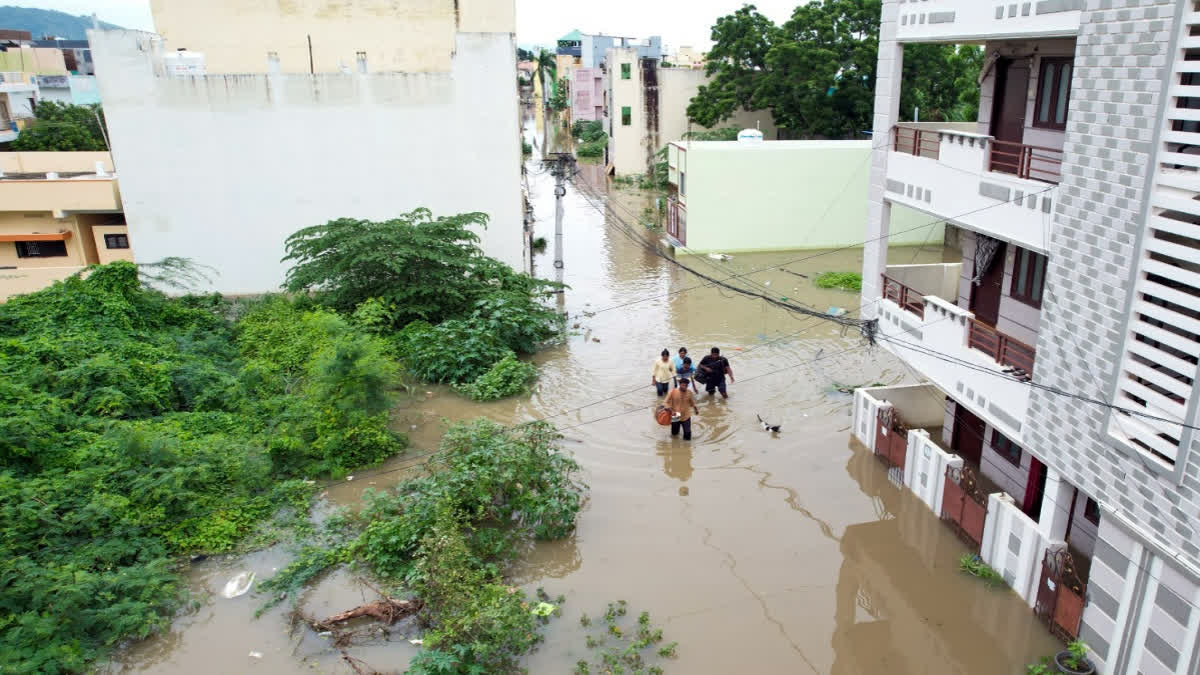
[90, 30, 524, 295]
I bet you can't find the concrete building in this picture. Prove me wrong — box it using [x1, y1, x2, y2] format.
[90, 0, 526, 295]
[0, 151, 129, 301]
[605, 50, 775, 176]
[852, 2, 1200, 673]
[669, 46, 703, 69]
[571, 34, 662, 122]
[664, 137, 939, 253]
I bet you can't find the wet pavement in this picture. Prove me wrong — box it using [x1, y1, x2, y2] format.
[107, 111, 1061, 673]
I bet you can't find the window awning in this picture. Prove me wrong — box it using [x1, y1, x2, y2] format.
[0, 232, 72, 242]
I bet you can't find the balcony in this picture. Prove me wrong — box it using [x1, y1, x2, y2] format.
[886, 125, 1059, 255]
[0, 176, 121, 212]
[894, 0, 1082, 44]
[876, 267, 1032, 444]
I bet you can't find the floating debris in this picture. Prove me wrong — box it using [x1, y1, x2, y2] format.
[248, 651, 263, 659]
[532, 602, 557, 616]
[221, 571, 255, 599]
[826, 306, 847, 317]
[707, 253, 731, 261]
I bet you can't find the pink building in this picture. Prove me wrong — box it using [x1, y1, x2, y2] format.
[571, 67, 604, 121]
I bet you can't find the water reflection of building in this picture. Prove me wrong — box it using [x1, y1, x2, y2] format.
[860, 2, 1200, 671]
[833, 446, 1057, 675]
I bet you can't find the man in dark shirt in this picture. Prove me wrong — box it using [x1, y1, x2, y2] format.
[698, 347, 734, 398]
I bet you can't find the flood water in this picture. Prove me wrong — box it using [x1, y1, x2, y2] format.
[108, 111, 1061, 673]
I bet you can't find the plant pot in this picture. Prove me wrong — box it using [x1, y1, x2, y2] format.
[1054, 651, 1096, 675]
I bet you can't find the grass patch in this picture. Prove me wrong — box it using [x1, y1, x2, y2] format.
[814, 271, 862, 291]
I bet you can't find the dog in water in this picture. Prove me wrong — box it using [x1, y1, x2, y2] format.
[756, 414, 781, 433]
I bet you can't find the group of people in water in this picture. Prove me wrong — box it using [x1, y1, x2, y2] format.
[651, 346, 734, 440]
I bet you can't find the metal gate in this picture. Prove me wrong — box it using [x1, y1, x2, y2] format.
[941, 465, 987, 551]
[666, 199, 686, 246]
[1034, 547, 1086, 641]
[874, 408, 908, 471]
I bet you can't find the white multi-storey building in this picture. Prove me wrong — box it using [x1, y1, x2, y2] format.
[90, 0, 525, 295]
[853, 1, 1200, 672]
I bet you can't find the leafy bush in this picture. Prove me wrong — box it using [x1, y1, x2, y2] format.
[453, 353, 537, 401]
[683, 127, 741, 141]
[577, 139, 606, 158]
[958, 553, 1004, 587]
[571, 120, 606, 142]
[262, 419, 585, 671]
[814, 271, 863, 291]
[395, 319, 511, 384]
[0, 263, 407, 671]
[282, 209, 560, 331]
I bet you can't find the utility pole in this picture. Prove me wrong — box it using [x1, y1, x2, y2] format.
[545, 152, 575, 291]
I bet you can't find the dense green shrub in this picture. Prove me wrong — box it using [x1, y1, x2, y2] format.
[0, 263, 407, 671]
[453, 353, 537, 401]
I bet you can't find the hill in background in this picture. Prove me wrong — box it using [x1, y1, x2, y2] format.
[0, 5, 122, 40]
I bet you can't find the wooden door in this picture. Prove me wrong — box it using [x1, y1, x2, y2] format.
[969, 242, 1006, 326]
[1023, 457, 1047, 521]
[990, 58, 1029, 145]
[951, 405, 986, 466]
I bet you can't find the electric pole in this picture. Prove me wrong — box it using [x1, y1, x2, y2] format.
[545, 152, 575, 291]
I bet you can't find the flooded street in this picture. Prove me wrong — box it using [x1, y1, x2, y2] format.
[109, 111, 1061, 674]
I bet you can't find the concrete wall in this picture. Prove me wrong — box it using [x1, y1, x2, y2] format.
[676, 140, 942, 252]
[0, 265, 84, 302]
[91, 29, 524, 295]
[148, 0, 514, 74]
[884, 261, 961, 299]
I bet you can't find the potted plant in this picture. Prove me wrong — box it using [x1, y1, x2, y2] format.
[1054, 640, 1096, 675]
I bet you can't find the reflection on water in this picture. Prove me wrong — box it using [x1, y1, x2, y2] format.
[111, 108, 1059, 674]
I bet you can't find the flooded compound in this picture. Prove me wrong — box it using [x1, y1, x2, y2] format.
[108, 111, 1062, 673]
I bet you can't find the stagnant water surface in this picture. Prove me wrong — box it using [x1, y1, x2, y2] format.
[108, 113, 1061, 673]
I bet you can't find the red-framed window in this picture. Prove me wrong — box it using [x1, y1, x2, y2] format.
[1011, 247, 1047, 308]
[991, 429, 1023, 467]
[1034, 57, 1072, 130]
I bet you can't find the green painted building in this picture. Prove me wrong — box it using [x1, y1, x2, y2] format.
[665, 139, 939, 253]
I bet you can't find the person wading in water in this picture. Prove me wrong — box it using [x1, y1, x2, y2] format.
[665, 378, 699, 440]
[651, 349, 675, 396]
[699, 347, 734, 399]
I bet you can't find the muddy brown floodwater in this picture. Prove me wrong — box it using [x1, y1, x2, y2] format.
[108, 112, 1062, 673]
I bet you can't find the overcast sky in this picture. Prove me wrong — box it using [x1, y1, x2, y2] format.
[7, 0, 802, 52]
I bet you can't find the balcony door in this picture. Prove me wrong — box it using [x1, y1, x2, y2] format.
[969, 241, 1006, 326]
[991, 58, 1029, 143]
[989, 58, 1030, 175]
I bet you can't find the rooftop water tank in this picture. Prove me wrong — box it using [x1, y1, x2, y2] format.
[737, 128, 764, 143]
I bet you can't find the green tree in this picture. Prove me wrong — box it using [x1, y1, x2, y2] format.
[688, 2, 984, 138]
[10, 101, 108, 151]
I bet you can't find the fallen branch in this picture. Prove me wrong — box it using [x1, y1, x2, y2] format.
[320, 598, 422, 626]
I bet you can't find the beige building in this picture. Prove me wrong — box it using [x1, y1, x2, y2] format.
[148, 0, 512, 74]
[605, 48, 776, 176]
[0, 152, 130, 301]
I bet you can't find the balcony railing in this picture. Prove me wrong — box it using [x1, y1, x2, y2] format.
[881, 274, 925, 319]
[988, 139, 1063, 184]
[893, 125, 940, 160]
[967, 319, 1036, 379]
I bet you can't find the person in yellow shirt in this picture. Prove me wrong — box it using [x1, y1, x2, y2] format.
[651, 349, 675, 396]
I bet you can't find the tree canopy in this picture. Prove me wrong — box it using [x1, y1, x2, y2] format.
[688, 2, 984, 138]
[10, 101, 109, 151]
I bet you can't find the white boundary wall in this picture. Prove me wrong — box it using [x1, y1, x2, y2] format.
[90, 30, 524, 295]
